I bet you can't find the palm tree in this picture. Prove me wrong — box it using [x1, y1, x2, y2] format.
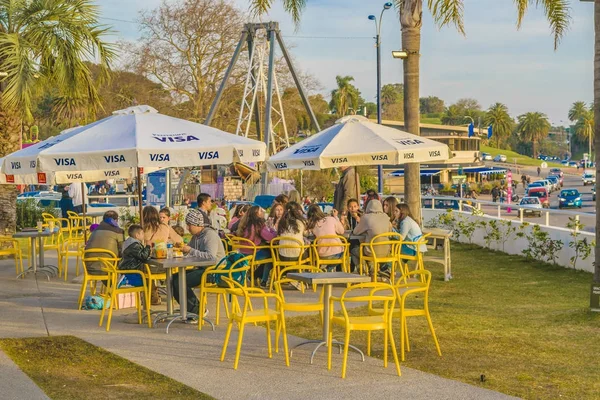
[0, 0, 114, 232]
[516, 112, 551, 158]
[575, 107, 594, 163]
[595, 0, 600, 288]
[380, 84, 399, 110]
[330, 75, 359, 117]
[247, 0, 570, 223]
[484, 103, 513, 148]
[569, 101, 588, 122]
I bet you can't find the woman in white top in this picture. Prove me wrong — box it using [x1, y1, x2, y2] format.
[394, 203, 427, 255]
[276, 201, 306, 261]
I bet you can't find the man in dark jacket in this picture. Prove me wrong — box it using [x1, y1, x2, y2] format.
[334, 166, 359, 214]
[84, 211, 125, 275]
[118, 224, 151, 272]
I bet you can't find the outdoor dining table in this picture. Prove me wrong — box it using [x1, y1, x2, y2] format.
[78, 210, 106, 223]
[13, 229, 57, 280]
[147, 257, 216, 333]
[422, 227, 453, 281]
[287, 272, 371, 364]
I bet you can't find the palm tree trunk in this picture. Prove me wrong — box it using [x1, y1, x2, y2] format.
[532, 139, 537, 161]
[594, 0, 600, 285]
[0, 107, 22, 234]
[401, 0, 423, 224]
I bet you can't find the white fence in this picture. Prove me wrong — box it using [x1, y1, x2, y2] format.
[423, 208, 596, 273]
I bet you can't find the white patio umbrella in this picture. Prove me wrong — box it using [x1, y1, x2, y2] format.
[266, 115, 450, 171]
[36, 105, 268, 221]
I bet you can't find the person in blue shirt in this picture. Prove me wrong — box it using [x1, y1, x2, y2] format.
[393, 203, 427, 257]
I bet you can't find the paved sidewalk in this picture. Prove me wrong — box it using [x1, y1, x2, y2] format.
[0, 256, 516, 400]
[0, 350, 49, 400]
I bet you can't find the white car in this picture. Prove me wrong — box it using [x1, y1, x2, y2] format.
[481, 152, 493, 161]
[493, 154, 507, 162]
[519, 196, 543, 217]
[582, 173, 596, 186]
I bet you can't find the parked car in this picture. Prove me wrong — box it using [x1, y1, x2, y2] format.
[549, 168, 563, 178]
[582, 173, 596, 186]
[481, 152, 493, 161]
[592, 185, 596, 201]
[559, 189, 582, 209]
[527, 181, 545, 191]
[493, 154, 507, 162]
[527, 187, 550, 208]
[568, 161, 578, 167]
[561, 160, 569, 166]
[519, 196, 543, 217]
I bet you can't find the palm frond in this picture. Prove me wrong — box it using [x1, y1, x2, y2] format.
[536, 0, 571, 49]
[282, 0, 305, 25]
[428, 0, 465, 35]
[514, 0, 528, 29]
[248, 0, 275, 20]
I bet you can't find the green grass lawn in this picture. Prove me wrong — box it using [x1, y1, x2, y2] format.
[285, 243, 600, 399]
[420, 117, 442, 125]
[481, 145, 563, 168]
[0, 336, 214, 400]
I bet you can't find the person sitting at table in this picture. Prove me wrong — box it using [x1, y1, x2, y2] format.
[306, 204, 345, 271]
[363, 189, 380, 211]
[351, 199, 392, 275]
[84, 210, 125, 276]
[159, 207, 172, 226]
[383, 196, 399, 223]
[236, 205, 276, 287]
[276, 202, 307, 262]
[117, 224, 152, 289]
[228, 204, 249, 232]
[267, 202, 284, 230]
[143, 206, 182, 246]
[341, 198, 363, 271]
[173, 209, 225, 322]
[393, 203, 427, 257]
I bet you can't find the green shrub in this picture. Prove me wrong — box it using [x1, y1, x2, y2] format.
[16, 199, 58, 230]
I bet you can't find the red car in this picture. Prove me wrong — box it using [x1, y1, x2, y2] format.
[527, 187, 550, 208]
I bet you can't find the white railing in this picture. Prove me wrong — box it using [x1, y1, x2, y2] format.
[421, 195, 596, 231]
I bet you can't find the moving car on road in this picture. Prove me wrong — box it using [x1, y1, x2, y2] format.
[546, 175, 560, 191]
[549, 168, 563, 178]
[568, 161, 578, 167]
[519, 196, 543, 217]
[559, 189, 582, 209]
[582, 173, 596, 186]
[527, 187, 550, 208]
[481, 152, 492, 161]
[493, 154, 507, 162]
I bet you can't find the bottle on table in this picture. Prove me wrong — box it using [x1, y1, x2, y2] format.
[167, 242, 173, 259]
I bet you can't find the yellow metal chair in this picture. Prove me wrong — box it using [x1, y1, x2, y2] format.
[229, 236, 273, 287]
[269, 236, 311, 292]
[197, 254, 253, 330]
[0, 236, 24, 275]
[43, 213, 72, 241]
[78, 249, 117, 310]
[368, 269, 441, 361]
[98, 258, 152, 332]
[396, 233, 431, 278]
[143, 263, 167, 309]
[220, 277, 289, 370]
[67, 211, 92, 240]
[328, 282, 401, 379]
[359, 232, 402, 282]
[312, 235, 350, 273]
[60, 237, 85, 281]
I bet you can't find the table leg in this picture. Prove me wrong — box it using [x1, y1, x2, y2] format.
[166, 268, 173, 315]
[31, 237, 37, 272]
[291, 283, 364, 364]
[445, 237, 452, 281]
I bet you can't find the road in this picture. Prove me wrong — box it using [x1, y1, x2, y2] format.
[475, 165, 596, 232]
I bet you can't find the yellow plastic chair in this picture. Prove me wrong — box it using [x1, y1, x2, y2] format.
[397, 233, 431, 278]
[368, 269, 441, 361]
[328, 282, 401, 378]
[220, 277, 289, 370]
[197, 254, 253, 330]
[269, 236, 311, 292]
[78, 249, 117, 310]
[359, 232, 402, 282]
[0, 236, 24, 275]
[98, 258, 152, 332]
[312, 235, 350, 273]
[143, 263, 167, 306]
[40, 224, 62, 268]
[60, 237, 85, 281]
[229, 236, 273, 287]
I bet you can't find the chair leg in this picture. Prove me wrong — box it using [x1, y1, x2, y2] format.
[388, 324, 401, 376]
[78, 278, 88, 310]
[327, 322, 334, 371]
[99, 291, 108, 327]
[367, 331, 371, 356]
[220, 318, 234, 362]
[265, 320, 272, 358]
[136, 292, 142, 325]
[399, 313, 406, 361]
[280, 313, 290, 366]
[215, 293, 221, 325]
[425, 307, 442, 357]
[233, 322, 246, 370]
[106, 291, 117, 332]
[404, 317, 411, 353]
[341, 328, 351, 379]
[383, 327, 388, 368]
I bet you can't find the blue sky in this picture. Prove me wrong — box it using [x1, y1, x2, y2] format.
[96, 0, 594, 125]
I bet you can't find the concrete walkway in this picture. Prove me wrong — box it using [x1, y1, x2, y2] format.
[0, 256, 516, 400]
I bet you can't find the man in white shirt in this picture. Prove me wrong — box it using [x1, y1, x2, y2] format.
[67, 183, 88, 214]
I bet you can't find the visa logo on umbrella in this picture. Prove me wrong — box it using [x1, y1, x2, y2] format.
[152, 134, 199, 142]
[105, 171, 121, 177]
[55, 158, 76, 166]
[150, 153, 170, 162]
[66, 173, 83, 180]
[198, 151, 219, 160]
[274, 162, 288, 169]
[294, 145, 320, 154]
[10, 162, 21, 170]
[104, 155, 126, 163]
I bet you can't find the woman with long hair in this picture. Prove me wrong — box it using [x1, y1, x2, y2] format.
[236, 205, 277, 287]
[306, 204, 345, 268]
[143, 206, 183, 246]
[276, 202, 306, 261]
[394, 203, 427, 256]
[383, 196, 399, 223]
[159, 207, 171, 226]
[228, 203, 249, 231]
[288, 189, 301, 204]
[267, 203, 284, 230]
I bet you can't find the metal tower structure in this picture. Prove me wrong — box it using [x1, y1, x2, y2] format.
[205, 21, 320, 155]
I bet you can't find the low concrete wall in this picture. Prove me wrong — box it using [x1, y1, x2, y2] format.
[423, 209, 596, 273]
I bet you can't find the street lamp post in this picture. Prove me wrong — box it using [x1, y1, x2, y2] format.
[369, 2, 392, 195]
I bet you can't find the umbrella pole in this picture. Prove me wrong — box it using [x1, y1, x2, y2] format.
[81, 182, 87, 243]
[354, 167, 360, 204]
[137, 167, 144, 226]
